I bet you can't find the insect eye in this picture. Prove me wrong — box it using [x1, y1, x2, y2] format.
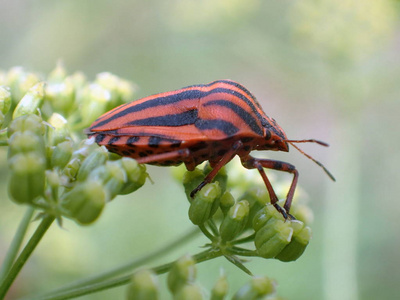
[264, 130, 271, 141]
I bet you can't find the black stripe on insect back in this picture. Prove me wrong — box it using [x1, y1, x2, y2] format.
[193, 80, 264, 112]
[216, 80, 260, 104]
[92, 87, 263, 130]
[204, 100, 263, 136]
[93, 89, 203, 129]
[195, 119, 239, 136]
[127, 109, 198, 127]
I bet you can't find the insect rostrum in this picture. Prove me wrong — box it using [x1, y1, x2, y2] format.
[87, 79, 334, 219]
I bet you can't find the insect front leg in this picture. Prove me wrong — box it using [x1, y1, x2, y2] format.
[190, 140, 243, 198]
[241, 156, 299, 220]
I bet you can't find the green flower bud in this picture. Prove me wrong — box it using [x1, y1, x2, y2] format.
[254, 219, 293, 259]
[76, 147, 108, 181]
[289, 203, 314, 225]
[8, 131, 45, 158]
[79, 83, 111, 127]
[117, 78, 136, 103]
[174, 284, 203, 300]
[0, 111, 4, 128]
[126, 269, 159, 300]
[182, 168, 205, 201]
[170, 164, 187, 182]
[233, 277, 276, 300]
[45, 77, 75, 115]
[188, 182, 221, 225]
[47, 113, 70, 146]
[6, 67, 40, 103]
[61, 180, 106, 224]
[48, 61, 67, 82]
[227, 159, 265, 193]
[167, 255, 197, 294]
[219, 191, 235, 215]
[69, 72, 87, 90]
[238, 187, 269, 229]
[63, 157, 81, 180]
[46, 169, 65, 201]
[219, 200, 250, 242]
[252, 205, 282, 232]
[8, 152, 45, 204]
[13, 82, 46, 119]
[51, 140, 74, 169]
[7, 114, 44, 137]
[46, 169, 61, 189]
[211, 273, 228, 300]
[118, 157, 147, 194]
[95, 72, 122, 109]
[275, 223, 312, 262]
[88, 161, 127, 199]
[0, 86, 11, 115]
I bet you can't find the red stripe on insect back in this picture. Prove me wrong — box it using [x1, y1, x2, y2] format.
[87, 79, 334, 219]
[89, 80, 266, 135]
[92, 88, 191, 125]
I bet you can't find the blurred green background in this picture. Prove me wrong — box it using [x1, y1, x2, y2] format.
[1, 0, 400, 299]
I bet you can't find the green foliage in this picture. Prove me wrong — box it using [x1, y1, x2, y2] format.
[1, 66, 147, 226]
[0, 65, 313, 299]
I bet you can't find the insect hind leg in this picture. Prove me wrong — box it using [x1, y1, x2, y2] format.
[135, 148, 191, 165]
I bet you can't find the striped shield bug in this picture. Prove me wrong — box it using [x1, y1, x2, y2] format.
[87, 80, 335, 219]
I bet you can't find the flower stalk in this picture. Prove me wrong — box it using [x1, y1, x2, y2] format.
[0, 215, 55, 299]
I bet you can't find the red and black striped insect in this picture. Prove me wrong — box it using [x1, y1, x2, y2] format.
[87, 79, 334, 219]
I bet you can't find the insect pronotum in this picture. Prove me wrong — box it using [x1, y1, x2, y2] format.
[87, 79, 335, 219]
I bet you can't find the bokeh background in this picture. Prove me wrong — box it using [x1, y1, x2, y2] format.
[1, 0, 400, 299]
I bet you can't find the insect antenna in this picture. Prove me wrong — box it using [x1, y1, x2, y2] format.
[281, 139, 336, 181]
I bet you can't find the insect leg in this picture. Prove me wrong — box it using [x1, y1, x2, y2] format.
[190, 140, 243, 198]
[241, 156, 299, 220]
[135, 149, 191, 164]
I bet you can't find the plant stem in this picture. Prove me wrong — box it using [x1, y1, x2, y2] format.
[43, 227, 200, 295]
[233, 233, 256, 245]
[206, 219, 219, 236]
[36, 248, 222, 300]
[0, 207, 35, 282]
[0, 214, 55, 299]
[230, 246, 258, 257]
[198, 224, 215, 241]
